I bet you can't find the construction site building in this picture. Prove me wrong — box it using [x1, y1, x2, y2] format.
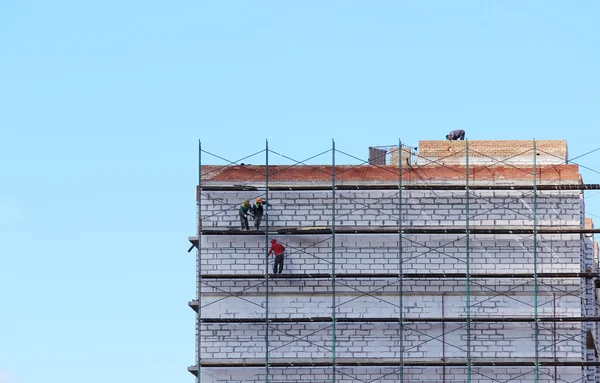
[189, 139, 600, 383]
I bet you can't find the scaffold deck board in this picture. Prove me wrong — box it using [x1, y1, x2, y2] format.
[200, 184, 600, 191]
[194, 316, 600, 323]
[188, 357, 600, 372]
[190, 225, 600, 240]
[195, 272, 598, 279]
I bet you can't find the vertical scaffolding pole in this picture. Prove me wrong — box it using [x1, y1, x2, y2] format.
[553, 293, 557, 382]
[533, 139, 540, 382]
[197, 140, 202, 383]
[398, 140, 404, 382]
[265, 140, 270, 383]
[466, 140, 471, 383]
[331, 139, 337, 382]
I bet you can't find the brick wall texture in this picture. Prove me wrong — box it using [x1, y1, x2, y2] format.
[200, 164, 580, 186]
[192, 141, 598, 382]
[417, 140, 568, 166]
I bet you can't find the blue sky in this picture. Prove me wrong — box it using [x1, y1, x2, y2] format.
[1, 2, 600, 383]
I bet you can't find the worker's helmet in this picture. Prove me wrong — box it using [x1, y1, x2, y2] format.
[256, 198, 263, 203]
[271, 239, 276, 244]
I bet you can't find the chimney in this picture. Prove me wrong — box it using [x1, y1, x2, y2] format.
[389, 146, 412, 166]
[368, 147, 387, 165]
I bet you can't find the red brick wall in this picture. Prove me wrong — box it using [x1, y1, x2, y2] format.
[199, 164, 580, 183]
[418, 140, 567, 161]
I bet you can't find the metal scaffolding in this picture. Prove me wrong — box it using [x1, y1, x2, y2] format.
[191, 139, 600, 383]
[398, 138, 404, 381]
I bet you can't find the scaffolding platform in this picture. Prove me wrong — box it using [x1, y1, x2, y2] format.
[188, 358, 600, 371]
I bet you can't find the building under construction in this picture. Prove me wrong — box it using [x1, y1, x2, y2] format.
[188, 139, 600, 382]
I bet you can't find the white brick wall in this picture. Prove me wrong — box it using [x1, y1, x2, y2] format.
[197, 365, 583, 383]
[198, 322, 581, 360]
[198, 234, 582, 274]
[199, 190, 581, 228]
[193, 187, 595, 382]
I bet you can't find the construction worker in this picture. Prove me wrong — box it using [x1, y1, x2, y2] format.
[267, 239, 285, 274]
[239, 200, 252, 230]
[446, 129, 465, 140]
[252, 198, 265, 230]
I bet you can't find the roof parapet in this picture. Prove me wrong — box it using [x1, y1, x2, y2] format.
[417, 140, 568, 166]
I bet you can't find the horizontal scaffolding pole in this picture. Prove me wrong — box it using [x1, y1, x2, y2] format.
[196, 316, 600, 323]
[196, 272, 598, 279]
[190, 226, 600, 239]
[199, 184, 600, 191]
[188, 358, 600, 372]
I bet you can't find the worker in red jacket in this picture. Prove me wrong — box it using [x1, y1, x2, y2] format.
[267, 239, 286, 274]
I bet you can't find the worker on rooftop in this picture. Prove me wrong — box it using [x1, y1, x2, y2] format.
[446, 129, 466, 140]
[239, 200, 252, 231]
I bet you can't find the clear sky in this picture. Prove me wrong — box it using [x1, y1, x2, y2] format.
[1, 2, 600, 383]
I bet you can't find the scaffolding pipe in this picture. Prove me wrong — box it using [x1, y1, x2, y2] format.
[196, 140, 202, 383]
[442, 294, 446, 383]
[198, 316, 600, 323]
[199, 184, 600, 191]
[195, 272, 598, 279]
[534, 140, 540, 382]
[195, 227, 600, 236]
[331, 139, 336, 382]
[264, 140, 269, 383]
[190, 360, 600, 369]
[553, 292, 557, 383]
[466, 139, 472, 383]
[398, 139, 404, 382]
